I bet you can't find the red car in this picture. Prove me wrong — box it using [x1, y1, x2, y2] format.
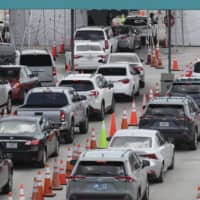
[0, 65, 39, 102]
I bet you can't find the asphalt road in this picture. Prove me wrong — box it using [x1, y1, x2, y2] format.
[2, 46, 200, 200]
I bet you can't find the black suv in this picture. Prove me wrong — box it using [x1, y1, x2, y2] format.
[167, 77, 200, 108]
[139, 96, 200, 150]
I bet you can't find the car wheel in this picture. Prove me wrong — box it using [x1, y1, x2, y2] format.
[53, 139, 59, 157]
[65, 120, 75, 143]
[1, 170, 13, 194]
[98, 103, 105, 121]
[190, 131, 198, 150]
[108, 97, 115, 114]
[142, 182, 149, 200]
[157, 164, 164, 183]
[38, 149, 47, 168]
[168, 151, 175, 170]
[6, 95, 12, 114]
[79, 115, 89, 134]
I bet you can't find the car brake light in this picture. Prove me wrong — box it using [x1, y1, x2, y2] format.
[13, 110, 17, 115]
[74, 55, 82, 59]
[141, 153, 158, 160]
[52, 67, 57, 76]
[60, 111, 65, 122]
[105, 40, 109, 49]
[25, 139, 40, 145]
[89, 90, 99, 97]
[119, 79, 130, 84]
[68, 175, 86, 180]
[115, 176, 135, 182]
[13, 82, 20, 89]
[176, 115, 192, 121]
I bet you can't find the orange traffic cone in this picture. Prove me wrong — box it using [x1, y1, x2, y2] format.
[129, 100, 138, 126]
[52, 159, 63, 190]
[154, 82, 160, 97]
[59, 36, 65, 54]
[8, 192, 13, 200]
[43, 163, 56, 197]
[196, 185, 200, 199]
[172, 56, 180, 71]
[141, 93, 147, 116]
[52, 40, 57, 59]
[65, 63, 71, 72]
[32, 177, 38, 200]
[146, 48, 151, 65]
[36, 170, 44, 200]
[157, 56, 163, 69]
[139, 10, 145, 16]
[65, 146, 73, 177]
[90, 128, 97, 149]
[109, 112, 117, 137]
[85, 137, 91, 150]
[148, 87, 154, 102]
[163, 37, 168, 48]
[151, 52, 158, 67]
[19, 184, 25, 200]
[121, 110, 128, 129]
[59, 159, 67, 185]
[155, 43, 160, 59]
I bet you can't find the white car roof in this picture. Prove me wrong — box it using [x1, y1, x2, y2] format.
[29, 87, 73, 93]
[109, 53, 138, 57]
[61, 73, 101, 81]
[76, 26, 105, 31]
[20, 49, 49, 55]
[98, 63, 130, 68]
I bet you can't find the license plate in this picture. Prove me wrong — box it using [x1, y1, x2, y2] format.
[93, 183, 108, 191]
[159, 122, 169, 127]
[6, 143, 17, 149]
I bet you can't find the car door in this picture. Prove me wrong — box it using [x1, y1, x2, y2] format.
[24, 66, 39, 88]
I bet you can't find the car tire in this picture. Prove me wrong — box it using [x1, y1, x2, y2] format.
[52, 139, 59, 157]
[157, 164, 164, 183]
[98, 103, 105, 121]
[1, 170, 13, 194]
[38, 149, 47, 168]
[108, 97, 115, 114]
[79, 116, 89, 134]
[6, 94, 12, 114]
[65, 120, 75, 143]
[139, 80, 145, 88]
[142, 182, 149, 200]
[190, 131, 198, 150]
[168, 152, 175, 170]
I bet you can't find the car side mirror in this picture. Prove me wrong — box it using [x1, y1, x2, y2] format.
[98, 59, 104, 63]
[106, 136, 112, 141]
[107, 82, 114, 89]
[79, 95, 87, 101]
[142, 160, 150, 168]
[140, 58, 144, 63]
[70, 159, 77, 166]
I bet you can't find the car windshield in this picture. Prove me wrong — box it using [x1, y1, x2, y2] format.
[59, 80, 94, 91]
[146, 104, 185, 116]
[171, 83, 200, 93]
[0, 120, 37, 134]
[74, 161, 126, 177]
[26, 92, 68, 107]
[0, 68, 19, 80]
[109, 55, 139, 63]
[76, 45, 101, 51]
[20, 54, 52, 66]
[98, 67, 126, 76]
[194, 62, 200, 73]
[125, 17, 147, 26]
[75, 30, 104, 41]
[110, 136, 152, 148]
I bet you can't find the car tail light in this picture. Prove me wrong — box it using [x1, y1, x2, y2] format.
[13, 81, 20, 89]
[68, 175, 86, 181]
[141, 153, 158, 160]
[13, 110, 17, 115]
[52, 67, 57, 76]
[25, 139, 40, 145]
[60, 111, 65, 122]
[176, 115, 192, 121]
[89, 90, 99, 97]
[115, 176, 135, 182]
[74, 55, 82, 59]
[105, 40, 109, 49]
[119, 79, 130, 84]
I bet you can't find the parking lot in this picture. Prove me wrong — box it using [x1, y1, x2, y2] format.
[0, 46, 199, 200]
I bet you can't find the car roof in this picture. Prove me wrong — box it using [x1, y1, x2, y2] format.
[79, 148, 133, 162]
[113, 129, 158, 138]
[19, 49, 49, 55]
[149, 96, 190, 105]
[98, 63, 130, 68]
[61, 73, 101, 81]
[29, 87, 73, 93]
[76, 26, 105, 31]
[109, 53, 138, 56]
[0, 64, 26, 68]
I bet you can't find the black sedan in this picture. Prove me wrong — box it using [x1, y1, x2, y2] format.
[0, 116, 60, 167]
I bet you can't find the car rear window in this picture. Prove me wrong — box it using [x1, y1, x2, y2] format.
[20, 54, 52, 67]
[0, 120, 37, 134]
[76, 45, 101, 51]
[109, 55, 139, 63]
[98, 67, 126, 76]
[26, 92, 68, 108]
[74, 161, 126, 177]
[146, 104, 185, 116]
[0, 68, 20, 80]
[171, 83, 200, 93]
[194, 62, 200, 73]
[59, 80, 94, 91]
[125, 17, 147, 26]
[110, 136, 152, 148]
[75, 30, 105, 41]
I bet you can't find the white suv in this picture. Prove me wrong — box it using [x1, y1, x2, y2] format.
[58, 73, 115, 120]
[74, 26, 118, 54]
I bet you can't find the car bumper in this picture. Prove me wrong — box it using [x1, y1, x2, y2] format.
[113, 83, 132, 96]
